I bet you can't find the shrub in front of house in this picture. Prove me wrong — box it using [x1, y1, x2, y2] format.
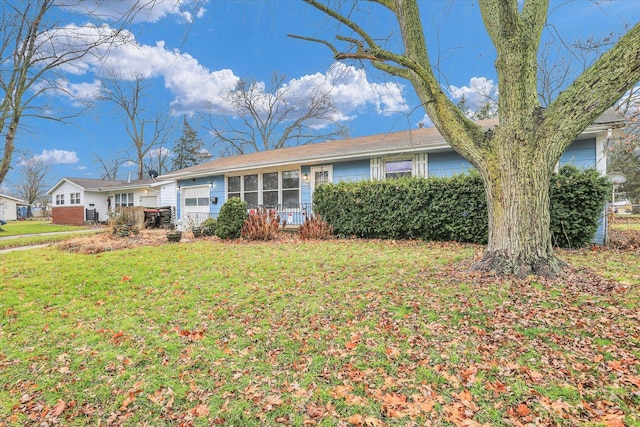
[200, 217, 217, 236]
[298, 214, 334, 240]
[313, 166, 609, 248]
[241, 208, 281, 241]
[549, 165, 611, 248]
[215, 198, 248, 239]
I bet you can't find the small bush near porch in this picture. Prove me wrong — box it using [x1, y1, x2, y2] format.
[1, 239, 638, 425]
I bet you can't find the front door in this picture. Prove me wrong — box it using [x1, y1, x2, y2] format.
[310, 166, 333, 200]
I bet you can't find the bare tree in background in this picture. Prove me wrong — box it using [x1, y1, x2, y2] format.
[294, 0, 640, 278]
[0, 0, 143, 187]
[95, 152, 127, 180]
[15, 157, 49, 217]
[145, 144, 172, 176]
[101, 73, 174, 180]
[205, 72, 348, 156]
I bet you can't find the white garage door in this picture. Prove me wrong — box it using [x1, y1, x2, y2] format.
[140, 195, 158, 207]
[182, 186, 210, 215]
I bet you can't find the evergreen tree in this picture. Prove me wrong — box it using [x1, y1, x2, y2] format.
[171, 117, 211, 171]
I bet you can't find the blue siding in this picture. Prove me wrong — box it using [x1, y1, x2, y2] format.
[334, 159, 370, 182]
[428, 152, 473, 177]
[560, 138, 596, 168]
[210, 175, 225, 216]
[301, 165, 312, 205]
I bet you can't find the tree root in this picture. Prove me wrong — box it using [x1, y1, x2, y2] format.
[469, 251, 568, 279]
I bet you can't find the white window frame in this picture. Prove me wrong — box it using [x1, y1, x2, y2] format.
[383, 157, 413, 179]
[70, 192, 80, 205]
[56, 194, 65, 205]
[114, 192, 134, 207]
[226, 169, 301, 208]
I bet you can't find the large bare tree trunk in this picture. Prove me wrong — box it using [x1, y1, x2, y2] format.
[473, 140, 564, 277]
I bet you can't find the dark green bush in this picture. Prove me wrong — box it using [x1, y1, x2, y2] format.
[549, 165, 610, 248]
[215, 198, 248, 239]
[200, 217, 217, 236]
[314, 166, 609, 248]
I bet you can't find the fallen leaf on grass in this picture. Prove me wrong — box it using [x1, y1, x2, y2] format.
[51, 399, 66, 417]
[516, 403, 531, 417]
[191, 403, 209, 417]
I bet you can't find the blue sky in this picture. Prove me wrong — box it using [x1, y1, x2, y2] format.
[4, 0, 640, 195]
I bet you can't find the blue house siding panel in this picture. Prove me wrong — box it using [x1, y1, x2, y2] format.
[560, 138, 596, 169]
[333, 159, 370, 182]
[210, 175, 226, 216]
[428, 152, 473, 177]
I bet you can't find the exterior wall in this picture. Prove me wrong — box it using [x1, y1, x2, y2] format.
[50, 181, 84, 208]
[0, 197, 18, 221]
[428, 152, 473, 177]
[85, 191, 109, 223]
[52, 206, 84, 225]
[333, 159, 370, 183]
[559, 138, 596, 168]
[160, 182, 177, 208]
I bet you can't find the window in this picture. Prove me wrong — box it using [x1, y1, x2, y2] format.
[282, 171, 299, 207]
[226, 170, 300, 208]
[262, 172, 279, 206]
[228, 176, 241, 199]
[114, 192, 134, 207]
[243, 174, 259, 206]
[56, 194, 64, 205]
[385, 159, 412, 179]
[70, 193, 80, 205]
[185, 197, 209, 207]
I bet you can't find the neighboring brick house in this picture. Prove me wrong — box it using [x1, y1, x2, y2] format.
[47, 177, 176, 226]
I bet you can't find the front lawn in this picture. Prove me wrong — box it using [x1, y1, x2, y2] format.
[0, 220, 89, 237]
[1, 239, 638, 426]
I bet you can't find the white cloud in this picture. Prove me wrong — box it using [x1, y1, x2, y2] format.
[145, 147, 172, 159]
[325, 63, 408, 117]
[449, 76, 498, 118]
[65, 0, 208, 24]
[417, 114, 434, 129]
[32, 149, 79, 165]
[52, 78, 103, 106]
[50, 27, 407, 124]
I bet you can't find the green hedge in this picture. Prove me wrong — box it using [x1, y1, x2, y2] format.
[313, 166, 610, 248]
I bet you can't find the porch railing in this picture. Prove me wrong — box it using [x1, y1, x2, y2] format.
[248, 203, 314, 226]
[182, 203, 315, 229]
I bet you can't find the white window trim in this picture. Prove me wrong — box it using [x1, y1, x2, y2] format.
[371, 154, 429, 180]
[225, 169, 301, 208]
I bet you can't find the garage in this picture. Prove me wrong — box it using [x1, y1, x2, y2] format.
[182, 185, 210, 216]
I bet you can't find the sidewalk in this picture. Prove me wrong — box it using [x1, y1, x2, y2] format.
[0, 229, 101, 253]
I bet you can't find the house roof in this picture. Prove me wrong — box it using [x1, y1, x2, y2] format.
[0, 194, 28, 204]
[161, 122, 482, 180]
[47, 177, 170, 195]
[161, 110, 624, 180]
